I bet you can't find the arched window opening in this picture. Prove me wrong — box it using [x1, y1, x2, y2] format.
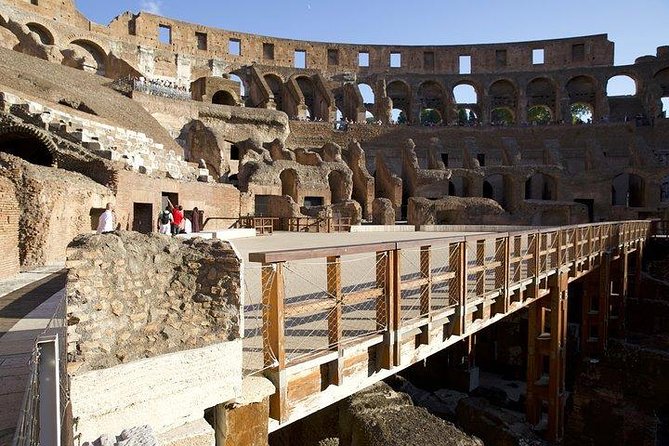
[387, 81, 411, 122]
[264, 74, 284, 111]
[420, 108, 442, 126]
[0, 132, 54, 166]
[566, 76, 596, 118]
[525, 173, 557, 201]
[229, 74, 246, 99]
[483, 174, 511, 209]
[527, 77, 556, 119]
[212, 90, 236, 106]
[391, 108, 406, 124]
[528, 105, 552, 125]
[607, 75, 637, 96]
[418, 81, 446, 122]
[69, 40, 106, 76]
[26, 23, 54, 45]
[280, 169, 298, 202]
[612, 173, 645, 207]
[453, 84, 477, 104]
[365, 111, 375, 123]
[358, 83, 375, 106]
[489, 79, 517, 111]
[570, 102, 594, 124]
[491, 107, 514, 126]
[296, 76, 316, 119]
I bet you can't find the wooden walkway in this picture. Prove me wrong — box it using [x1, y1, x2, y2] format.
[245, 221, 650, 439]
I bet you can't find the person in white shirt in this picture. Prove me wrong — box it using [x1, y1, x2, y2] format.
[157, 206, 173, 235]
[96, 203, 115, 234]
[184, 218, 192, 234]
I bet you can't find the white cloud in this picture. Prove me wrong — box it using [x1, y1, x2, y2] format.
[140, 0, 163, 14]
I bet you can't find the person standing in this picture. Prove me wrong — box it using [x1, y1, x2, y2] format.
[96, 203, 115, 234]
[191, 207, 201, 233]
[172, 205, 184, 235]
[157, 206, 173, 235]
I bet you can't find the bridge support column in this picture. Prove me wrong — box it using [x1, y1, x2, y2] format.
[609, 251, 628, 337]
[526, 270, 568, 442]
[581, 252, 610, 356]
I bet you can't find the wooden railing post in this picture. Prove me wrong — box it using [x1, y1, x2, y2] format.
[392, 248, 402, 365]
[262, 262, 287, 422]
[327, 255, 343, 385]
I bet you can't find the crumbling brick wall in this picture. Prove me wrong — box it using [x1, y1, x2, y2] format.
[0, 175, 19, 279]
[0, 153, 114, 268]
[65, 231, 242, 374]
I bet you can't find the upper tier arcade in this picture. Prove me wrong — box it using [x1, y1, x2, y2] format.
[1, 0, 668, 127]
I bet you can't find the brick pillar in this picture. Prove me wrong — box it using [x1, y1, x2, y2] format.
[214, 398, 270, 446]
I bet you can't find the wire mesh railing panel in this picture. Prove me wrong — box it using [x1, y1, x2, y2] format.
[399, 247, 428, 324]
[340, 253, 388, 341]
[465, 238, 504, 303]
[430, 244, 458, 312]
[281, 259, 332, 363]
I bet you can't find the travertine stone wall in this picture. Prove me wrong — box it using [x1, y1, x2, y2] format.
[65, 231, 242, 374]
[0, 175, 19, 279]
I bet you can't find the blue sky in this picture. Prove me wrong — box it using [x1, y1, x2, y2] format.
[75, 0, 669, 66]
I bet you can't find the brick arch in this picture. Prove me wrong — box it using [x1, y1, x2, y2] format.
[25, 22, 54, 45]
[264, 73, 285, 111]
[417, 80, 447, 122]
[488, 78, 518, 115]
[68, 39, 108, 76]
[0, 125, 58, 167]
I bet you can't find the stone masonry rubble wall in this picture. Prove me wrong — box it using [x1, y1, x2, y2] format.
[65, 231, 242, 374]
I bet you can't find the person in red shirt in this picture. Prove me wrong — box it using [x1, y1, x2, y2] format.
[172, 205, 184, 235]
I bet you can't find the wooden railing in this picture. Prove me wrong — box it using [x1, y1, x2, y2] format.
[237, 217, 278, 235]
[284, 217, 352, 233]
[248, 220, 651, 425]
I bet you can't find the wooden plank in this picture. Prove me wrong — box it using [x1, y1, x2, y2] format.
[452, 242, 467, 335]
[344, 287, 383, 305]
[285, 299, 335, 317]
[250, 241, 398, 263]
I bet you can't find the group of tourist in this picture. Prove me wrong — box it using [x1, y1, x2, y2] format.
[157, 203, 202, 235]
[95, 202, 203, 236]
[133, 76, 191, 100]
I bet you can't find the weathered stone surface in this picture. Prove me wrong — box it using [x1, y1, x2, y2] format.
[372, 198, 395, 225]
[342, 382, 483, 446]
[66, 231, 242, 373]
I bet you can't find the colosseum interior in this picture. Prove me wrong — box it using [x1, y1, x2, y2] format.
[0, 0, 668, 445]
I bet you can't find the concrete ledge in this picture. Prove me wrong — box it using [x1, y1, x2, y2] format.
[70, 340, 243, 444]
[351, 225, 415, 233]
[211, 229, 257, 240]
[175, 232, 214, 240]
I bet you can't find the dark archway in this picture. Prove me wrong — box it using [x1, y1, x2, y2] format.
[265, 74, 284, 111]
[489, 79, 517, 112]
[612, 173, 645, 207]
[566, 76, 597, 117]
[527, 77, 557, 120]
[212, 90, 236, 106]
[0, 127, 55, 166]
[26, 23, 54, 45]
[296, 76, 316, 119]
[418, 80, 446, 123]
[387, 80, 411, 122]
[525, 173, 557, 200]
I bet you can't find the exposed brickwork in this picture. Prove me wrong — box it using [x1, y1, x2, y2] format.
[0, 175, 19, 279]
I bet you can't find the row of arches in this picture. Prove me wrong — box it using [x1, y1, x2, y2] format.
[280, 168, 348, 205]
